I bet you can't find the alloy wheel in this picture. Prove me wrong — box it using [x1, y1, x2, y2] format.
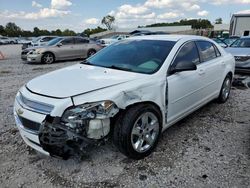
[222, 77, 231, 100]
[131, 112, 160, 153]
[43, 53, 54, 64]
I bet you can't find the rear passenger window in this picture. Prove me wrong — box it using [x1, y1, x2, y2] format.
[61, 38, 74, 45]
[173, 41, 200, 66]
[214, 44, 221, 57]
[196, 41, 217, 62]
[75, 38, 89, 44]
[42, 37, 52, 42]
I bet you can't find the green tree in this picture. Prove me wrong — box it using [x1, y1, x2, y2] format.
[144, 19, 213, 29]
[83, 26, 107, 36]
[55, 29, 62, 36]
[101, 15, 115, 30]
[0, 25, 5, 36]
[33, 27, 40, 37]
[62, 29, 76, 36]
[215, 18, 222, 24]
[5, 22, 21, 37]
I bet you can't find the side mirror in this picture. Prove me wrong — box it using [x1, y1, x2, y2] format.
[117, 37, 122, 40]
[171, 61, 197, 74]
[57, 42, 62, 47]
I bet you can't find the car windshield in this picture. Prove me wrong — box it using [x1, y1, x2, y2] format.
[223, 38, 237, 45]
[85, 39, 176, 74]
[47, 37, 63, 46]
[32, 37, 41, 43]
[230, 38, 250, 48]
[110, 35, 119, 39]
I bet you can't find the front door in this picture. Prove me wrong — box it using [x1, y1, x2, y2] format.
[167, 41, 204, 124]
[57, 38, 77, 59]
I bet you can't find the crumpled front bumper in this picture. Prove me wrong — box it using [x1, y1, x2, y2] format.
[13, 108, 50, 156]
[14, 99, 101, 159]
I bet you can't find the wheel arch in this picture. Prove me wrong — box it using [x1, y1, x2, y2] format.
[113, 101, 164, 128]
[42, 51, 56, 61]
[227, 71, 233, 80]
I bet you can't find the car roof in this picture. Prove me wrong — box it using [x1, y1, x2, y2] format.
[128, 34, 210, 42]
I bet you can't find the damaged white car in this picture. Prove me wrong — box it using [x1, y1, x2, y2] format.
[14, 35, 235, 159]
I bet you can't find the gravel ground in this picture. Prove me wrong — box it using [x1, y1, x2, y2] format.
[0, 45, 250, 188]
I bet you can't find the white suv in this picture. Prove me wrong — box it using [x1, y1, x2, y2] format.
[14, 35, 235, 159]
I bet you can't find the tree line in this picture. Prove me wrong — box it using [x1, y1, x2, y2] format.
[0, 22, 107, 37]
[141, 19, 214, 29]
[0, 16, 222, 37]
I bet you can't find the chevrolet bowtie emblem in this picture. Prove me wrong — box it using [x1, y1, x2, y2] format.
[17, 108, 24, 115]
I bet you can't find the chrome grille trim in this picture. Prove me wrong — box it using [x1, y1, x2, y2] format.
[16, 92, 54, 114]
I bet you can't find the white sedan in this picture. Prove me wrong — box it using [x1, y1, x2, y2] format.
[14, 35, 235, 159]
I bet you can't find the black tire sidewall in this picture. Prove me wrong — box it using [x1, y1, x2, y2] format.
[114, 104, 162, 159]
[218, 75, 232, 103]
[42, 53, 54, 64]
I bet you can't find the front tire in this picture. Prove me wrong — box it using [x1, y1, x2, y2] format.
[41, 52, 55, 64]
[113, 104, 162, 159]
[217, 74, 232, 103]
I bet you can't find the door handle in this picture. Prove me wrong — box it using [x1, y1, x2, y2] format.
[198, 69, 205, 75]
[221, 61, 226, 65]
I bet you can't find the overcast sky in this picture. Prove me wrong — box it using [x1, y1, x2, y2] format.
[0, 0, 250, 32]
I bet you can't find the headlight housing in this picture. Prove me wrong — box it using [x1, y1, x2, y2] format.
[33, 49, 42, 54]
[61, 100, 119, 128]
[29, 49, 42, 55]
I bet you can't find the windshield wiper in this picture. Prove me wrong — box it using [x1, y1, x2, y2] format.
[80, 60, 92, 65]
[107, 65, 132, 72]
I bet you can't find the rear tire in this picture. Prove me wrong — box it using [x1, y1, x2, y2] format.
[41, 52, 55, 64]
[113, 104, 162, 159]
[87, 49, 96, 57]
[217, 74, 232, 103]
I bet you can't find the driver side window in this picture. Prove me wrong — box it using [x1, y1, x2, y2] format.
[173, 41, 200, 67]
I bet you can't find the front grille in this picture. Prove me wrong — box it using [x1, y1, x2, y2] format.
[16, 92, 54, 114]
[18, 115, 41, 132]
[234, 56, 250, 62]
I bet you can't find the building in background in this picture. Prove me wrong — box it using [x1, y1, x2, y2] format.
[90, 25, 192, 38]
[230, 13, 250, 36]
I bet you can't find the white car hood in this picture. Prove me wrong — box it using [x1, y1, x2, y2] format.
[26, 64, 144, 98]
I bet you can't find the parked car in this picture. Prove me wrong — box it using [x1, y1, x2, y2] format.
[31, 36, 58, 47]
[24, 36, 102, 63]
[22, 36, 57, 49]
[225, 36, 250, 73]
[14, 35, 235, 159]
[100, 35, 130, 46]
[212, 38, 228, 48]
[132, 31, 169, 36]
[0, 36, 17, 44]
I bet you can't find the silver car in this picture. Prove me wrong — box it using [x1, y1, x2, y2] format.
[225, 36, 250, 73]
[25, 37, 103, 64]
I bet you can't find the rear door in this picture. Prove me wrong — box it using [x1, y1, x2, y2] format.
[74, 38, 90, 58]
[195, 41, 224, 99]
[56, 38, 76, 59]
[167, 41, 204, 123]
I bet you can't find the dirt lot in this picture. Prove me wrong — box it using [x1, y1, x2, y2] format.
[0, 45, 250, 188]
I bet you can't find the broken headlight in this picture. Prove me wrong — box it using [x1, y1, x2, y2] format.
[61, 101, 119, 128]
